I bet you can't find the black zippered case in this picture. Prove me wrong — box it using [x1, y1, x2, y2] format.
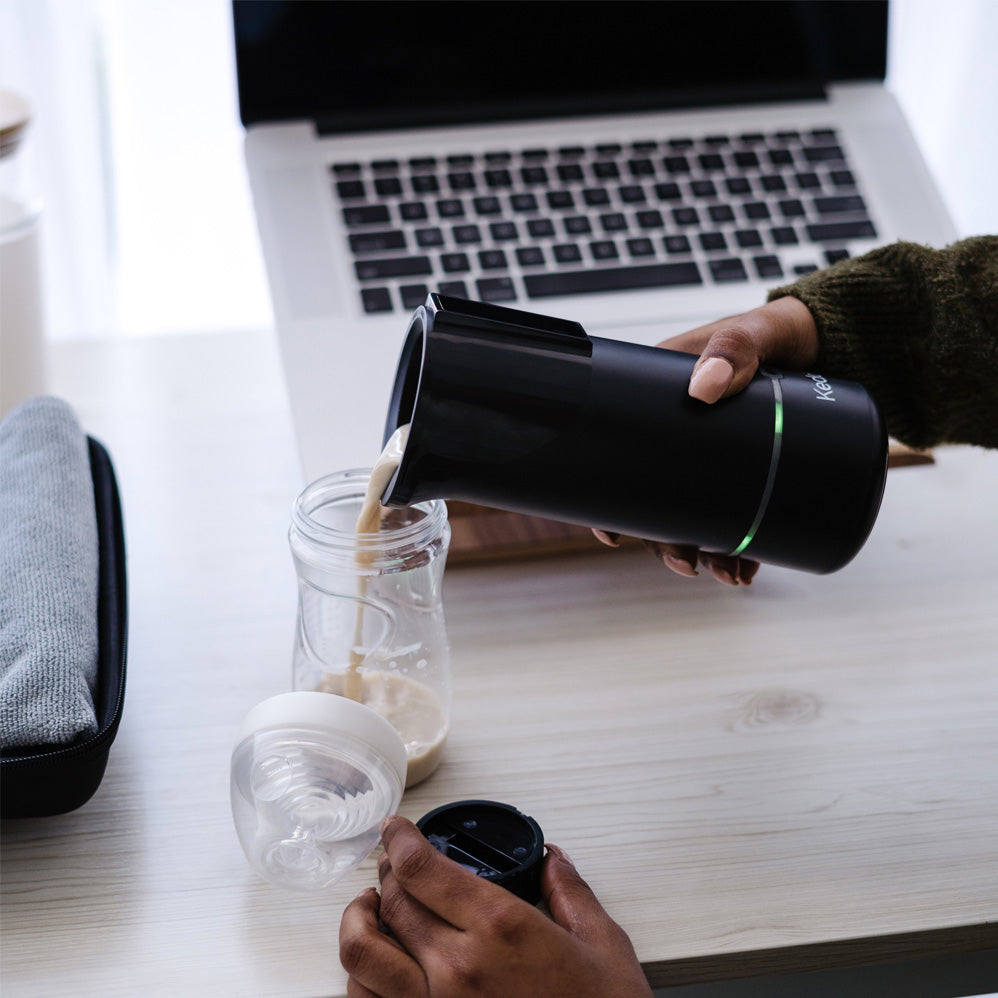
[1, 436, 127, 818]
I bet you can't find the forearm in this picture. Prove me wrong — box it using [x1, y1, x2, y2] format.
[768, 236, 998, 449]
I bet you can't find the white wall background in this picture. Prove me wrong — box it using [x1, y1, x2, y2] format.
[1, 0, 996, 341]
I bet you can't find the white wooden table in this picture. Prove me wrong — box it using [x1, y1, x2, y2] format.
[2, 329, 996, 996]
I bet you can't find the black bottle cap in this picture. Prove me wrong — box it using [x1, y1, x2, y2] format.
[416, 800, 544, 904]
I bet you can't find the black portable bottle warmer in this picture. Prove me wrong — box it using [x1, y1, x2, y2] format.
[380, 295, 888, 574]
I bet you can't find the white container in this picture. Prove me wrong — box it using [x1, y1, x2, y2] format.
[0, 91, 46, 418]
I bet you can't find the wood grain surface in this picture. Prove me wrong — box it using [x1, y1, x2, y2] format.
[1, 330, 994, 997]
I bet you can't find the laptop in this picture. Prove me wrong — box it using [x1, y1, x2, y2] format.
[233, 0, 956, 484]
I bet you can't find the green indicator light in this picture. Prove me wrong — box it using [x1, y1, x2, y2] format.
[731, 396, 784, 558]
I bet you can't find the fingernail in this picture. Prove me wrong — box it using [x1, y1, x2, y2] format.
[663, 552, 698, 577]
[709, 563, 738, 586]
[689, 357, 734, 403]
[593, 529, 621, 548]
[545, 843, 576, 868]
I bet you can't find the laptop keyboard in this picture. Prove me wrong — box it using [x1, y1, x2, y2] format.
[331, 128, 878, 315]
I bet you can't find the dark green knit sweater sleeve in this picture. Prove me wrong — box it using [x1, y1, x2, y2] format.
[767, 237, 998, 449]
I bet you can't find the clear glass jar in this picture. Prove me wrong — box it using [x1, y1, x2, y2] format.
[289, 468, 451, 788]
[1, 90, 46, 417]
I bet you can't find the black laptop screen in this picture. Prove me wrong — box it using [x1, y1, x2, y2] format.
[233, 1, 888, 133]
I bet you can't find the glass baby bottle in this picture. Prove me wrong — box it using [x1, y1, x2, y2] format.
[288, 466, 452, 788]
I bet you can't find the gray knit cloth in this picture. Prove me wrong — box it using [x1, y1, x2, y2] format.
[0, 397, 99, 749]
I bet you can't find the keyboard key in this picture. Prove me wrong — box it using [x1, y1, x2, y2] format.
[520, 166, 549, 184]
[735, 229, 763, 248]
[814, 195, 867, 215]
[477, 276, 516, 301]
[725, 177, 752, 196]
[528, 218, 557, 237]
[485, 168, 513, 187]
[349, 230, 406, 254]
[709, 258, 749, 282]
[744, 202, 771, 220]
[361, 287, 392, 312]
[332, 162, 362, 175]
[671, 207, 699, 226]
[441, 252, 471, 273]
[709, 204, 735, 223]
[806, 220, 877, 242]
[524, 261, 702, 297]
[414, 227, 444, 248]
[803, 144, 845, 163]
[374, 176, 403, 196]
[355, 256, 432, 281]
[557, 163, 585, 182]
[596, 143, 622, 155]
[437, 280, 469, 297]
[663, 235, 692, 254]
[590, 240, 619, 261]
[699, 232, 727, 251]
[399, 201, 429, 221]
[795, 172, 822, 189]
[453, 224, 482, 244]
[627, 237, 655, 257]
[753, 255, 783, 279]
[698, 153, 725, 171]
[409, 156, 437, 169]
[522, 148, 549, 160]
[473, 195, 502, 215]
[795, 263, 820, 275]
[511, 193, 539, 212]
[830, 170, 856, 187]
[583, 187, 612, 206]
[484, 151, 512, 163]
[593, 161, 620, 179]
[734, 151, 760, 168]
[691, 179, 717, 197]
[448, 171, 476, 191]
[663, 155, 690, 174]
[408, 172, 436, 192]
[600, 212, 628, 232]
[478, 249, 508, 269]
[553, 243, 583, 263]
[436, 198, 465, 218]
[760, 175, 787, 192]
[770, 226, 799, 245]
[547, 190, 574, 210]
[516, 246, 545, 266]
[636, 209, 664, 229]
[767, 148, 794, 167]
[447, 153, 474, 166]
[336, 179, 366, 199]
[564, 216, 593, 235]
[825, 248, 851, 264]
[778, 199, 806, 218]
[490, 221, 518, 240]
[619, 185, 647, 204]
[400, 283, 429, 309]
[343, 204, 391, 226]
[627, 158, 655, 177]
[654, 182, 681, 201]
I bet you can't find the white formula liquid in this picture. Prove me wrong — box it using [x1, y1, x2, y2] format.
[332, 424, 448, 787]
